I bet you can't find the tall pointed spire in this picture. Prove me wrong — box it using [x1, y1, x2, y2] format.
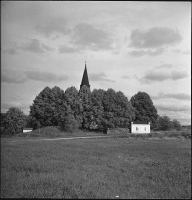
[80, 61, 90, 89]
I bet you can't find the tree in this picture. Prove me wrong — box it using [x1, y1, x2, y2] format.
[50, 86, 67, 126]
[172, 119, 182, 131]
[156, 115, 173, 131]
[102, 88, 117, 129]
[29, 86, 67, 128]
[3, 107, 27, 135]
[1, 113, 6, 127]
[29, 86, 52, 127]
[58, 105, 79, 132]
[116, 91, 135, 127]
[1, 113, 7, 135]
[130, 91, 158, 128]
[90, 89, 105, 131]
[102, 89, 135, 131]
[78, 85, 93, 129]
[64, 86, 83, 128]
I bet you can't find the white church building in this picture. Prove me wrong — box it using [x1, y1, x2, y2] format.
[131, 121, 150, 134]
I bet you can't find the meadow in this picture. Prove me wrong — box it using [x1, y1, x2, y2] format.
[1, 135, 191, 198]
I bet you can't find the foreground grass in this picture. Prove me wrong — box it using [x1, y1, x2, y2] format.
[1, 137, 191, 198]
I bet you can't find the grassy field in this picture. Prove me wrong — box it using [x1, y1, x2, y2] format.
[1, 136, 191, 198]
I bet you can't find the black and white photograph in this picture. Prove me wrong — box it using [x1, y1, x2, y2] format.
[1, 1, 191, 198]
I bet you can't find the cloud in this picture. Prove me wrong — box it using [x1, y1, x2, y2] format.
[170, 71, 189, 80]
[41, 44, 54, 51]
[24, 71, 69, 82]
[172, 49, 182, 53]
[20, 39, 54, 54]
[137, 70, 188, 84]
[129, 50, 146, 57]
[183, 50, 190, 55]
[10, 96, 25, 101]
[155, 104, 191, 112]
[52, 35, 60, 40]
[71, 23, 113, 51]
[172, 49, 190, 55]
[2, 72, 27, 84]
[2, 48, 18, 55]
[152, 92, 191, 101]
[154, 64, 173, 69]
[89, 72, 115, 83]
[148, 48, 165, 56]
[171, 117, 191, 126]
[58, 45, 80, 54]
[122, 75, 131, 79]
[20, 39, 45, 54]
[130, 27, 182, 49]
[112, 50, 120, 55]
[129, 48, 165, 57]
[1, 102, 30, 110]
[35, 17, 70, 37]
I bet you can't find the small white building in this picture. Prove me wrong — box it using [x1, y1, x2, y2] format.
[131, 122, 150, 134]
[23, 128, 33, 133]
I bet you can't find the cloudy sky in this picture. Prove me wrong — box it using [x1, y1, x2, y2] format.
[1, 1, 191, 125]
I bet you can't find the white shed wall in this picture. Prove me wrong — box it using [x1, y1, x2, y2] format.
[23, 129, 32, 133]
[131, 124, 150, 134]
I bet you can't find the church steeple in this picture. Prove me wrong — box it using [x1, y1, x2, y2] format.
[80, 61, 90, 89]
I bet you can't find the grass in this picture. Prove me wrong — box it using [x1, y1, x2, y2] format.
[15, 126, 107, 139]
[1, 134, 191, 198]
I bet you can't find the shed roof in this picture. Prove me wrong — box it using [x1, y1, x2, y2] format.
[23, 128, 33, 130]
[132, 121, 149, 124]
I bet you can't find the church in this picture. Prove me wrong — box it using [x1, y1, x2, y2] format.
[80, 61, 90, 90]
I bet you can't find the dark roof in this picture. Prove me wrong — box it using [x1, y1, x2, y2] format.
[23, 128, 33, 130]
[80, 63, 90, 89]
[132, 121, 149, 124]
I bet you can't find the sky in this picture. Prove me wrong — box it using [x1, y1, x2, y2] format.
[1, 1, 191, 125]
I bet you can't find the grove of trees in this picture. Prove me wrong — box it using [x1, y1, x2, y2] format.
[1, 86, 182, 135]
[28, 86, 136, 133]
[155, 115, 182, 131]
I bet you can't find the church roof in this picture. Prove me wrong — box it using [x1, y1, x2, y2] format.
[80, 62, 90, 89]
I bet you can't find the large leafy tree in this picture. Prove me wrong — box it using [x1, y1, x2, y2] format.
[29, 86, 67, 128]
[50, 86, 67, 125]
[3, 107, 27, 135]
[115, 91, 135, 127]
[102, 88, 117, 129]
[130, 91, 158, 127]
[64, 86, 83, 127]
[29, 86, 52, 127]
[102, 89, 135, 130]
[58, 104, 79, 132]
[78, 85, 93, 129]
[90, 89, 105, 130]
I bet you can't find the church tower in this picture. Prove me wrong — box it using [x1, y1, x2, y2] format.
[80, 61, 90, 89]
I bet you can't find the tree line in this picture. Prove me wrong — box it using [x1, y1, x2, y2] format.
[1, 85, 182, 135]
